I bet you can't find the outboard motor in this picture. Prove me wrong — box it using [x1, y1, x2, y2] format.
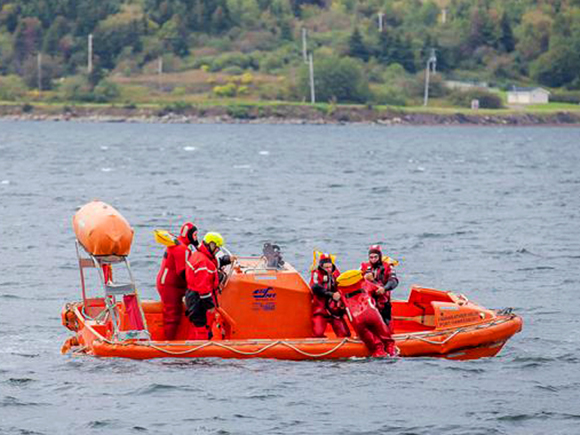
[263, 243, 284, 269]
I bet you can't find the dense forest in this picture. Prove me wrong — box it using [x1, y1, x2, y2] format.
[1, 0, 579, 106]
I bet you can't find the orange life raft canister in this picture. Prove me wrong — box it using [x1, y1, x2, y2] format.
[72, 201, 134, 256]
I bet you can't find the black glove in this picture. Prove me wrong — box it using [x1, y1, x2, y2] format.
[385, 277, 399, 291]
[219, 255, 232, 268]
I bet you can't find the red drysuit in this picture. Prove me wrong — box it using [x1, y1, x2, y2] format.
[155, 222, 197, 340]
[337, 278, 396, 357]
[310, 266, 350, 338]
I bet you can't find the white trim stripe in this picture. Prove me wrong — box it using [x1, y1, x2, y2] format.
[185, 258, 216, 274]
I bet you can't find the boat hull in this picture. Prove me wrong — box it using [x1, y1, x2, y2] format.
[62, 302, 522, 361]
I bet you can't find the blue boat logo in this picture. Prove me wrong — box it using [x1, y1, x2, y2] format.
[253, 287, 276, 299]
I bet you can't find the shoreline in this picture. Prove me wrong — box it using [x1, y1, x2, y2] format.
[2, 103, 580, 126]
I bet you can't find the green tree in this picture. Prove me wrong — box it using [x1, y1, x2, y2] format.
[299, 55, 370, 103]
[531, 37, 580, 87]
[466, 6, 498, 52]
[0, 74, 27, 100]
[23, 54, 62, 89]
[13, 17, 42, 71]
[376, 30, 393, 64]
[499, 12, 515, 53]
[515, 10, 552, 61]
[449, 88, 503, 109]
[348, 28, 369, 62]
[42, 16, 68, 55]
[94, 5, 146, 69]
[390, 34, 415, 73]
[0, 3, 20, 33]
[290, 0, 325, 16]
[0, 30, 14, 74]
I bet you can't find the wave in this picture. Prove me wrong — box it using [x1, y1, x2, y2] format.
[131, 383, 201, 395]
[0, 294, 22, 299]
[86, 419, 121, 429]
[1, 427, 46, 435]
[1, 396, 43, 407]
[3, 378, 36, 386]
[516, 266, 556, 271]
[496, 411, 580, 422]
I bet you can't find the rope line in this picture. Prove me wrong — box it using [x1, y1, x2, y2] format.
[78, 313, 518, 357]
[101, 337, 358, 358]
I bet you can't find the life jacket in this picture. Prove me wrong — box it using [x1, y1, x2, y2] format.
[360, 259, 397, 308]
[310, 266, 343, 317]
[360, 260, 394, 287]
[185, 242, 219, 296]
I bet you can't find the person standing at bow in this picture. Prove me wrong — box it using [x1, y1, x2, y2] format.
[360, 244, 399, 328]
[310, 253, 350, 338]
[156, 222, 198, 340]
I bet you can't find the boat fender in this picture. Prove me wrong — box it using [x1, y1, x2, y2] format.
[61, 336, 79, 354]
[62, 304, 79, 332]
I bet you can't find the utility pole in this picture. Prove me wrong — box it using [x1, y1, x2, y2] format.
[423, 49, 437, 107]
[88, 34, 93, 73]
[308, 53, 315, 104]
[158, 56, 163, 91]
[302, 28, 308, 63]
[378, 12, 384, 32]
[37, 52, 42, 96]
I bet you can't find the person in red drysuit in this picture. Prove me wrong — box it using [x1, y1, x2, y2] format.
[155, 222, 198, 340]
[184, 232, 232, 340]
[336, 270, 397, 357]
[360, 245, 399, 328]
[310, 254, 350, 338]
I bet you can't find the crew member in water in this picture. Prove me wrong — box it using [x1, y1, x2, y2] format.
[336, 270, 397, 357]
[310, 253, 350, 338]
[156, 222, 199, 340]
[360, 245, 399, 328]
[185, 232, 232, 340]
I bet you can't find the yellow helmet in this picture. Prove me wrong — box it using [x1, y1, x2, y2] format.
[337, 270, 363, 287]
[203, 232, 225, 247]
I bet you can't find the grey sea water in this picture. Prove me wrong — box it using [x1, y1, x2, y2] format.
[0, 121, 579, 435]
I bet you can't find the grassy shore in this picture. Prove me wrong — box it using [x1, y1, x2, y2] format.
[3, 67, 580, 125]
[2, 97, 580, 126]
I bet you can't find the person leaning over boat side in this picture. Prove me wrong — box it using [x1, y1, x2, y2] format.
[310, 254, 350, 338]
[360, 244, 399, 328]
[184, 232, 232, 340]
[156, 222, 199, 340]
[336, 270, 397, 357]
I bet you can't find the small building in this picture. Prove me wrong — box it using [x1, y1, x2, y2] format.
[445, 80, 489, 91]
[507, 87, 550, 105]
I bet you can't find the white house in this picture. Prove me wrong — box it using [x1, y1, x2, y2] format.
[507, 87, 550, 105]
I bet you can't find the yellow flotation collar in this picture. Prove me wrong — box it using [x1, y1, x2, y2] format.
[337, 270, 363, 287]
[154, 229, 179, 247]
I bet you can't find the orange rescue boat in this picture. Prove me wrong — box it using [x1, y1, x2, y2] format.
[61, 203, 522, 361]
